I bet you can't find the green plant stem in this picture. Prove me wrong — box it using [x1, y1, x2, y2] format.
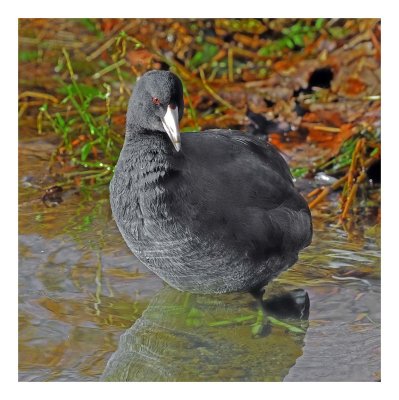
[62, 48, 84, 103]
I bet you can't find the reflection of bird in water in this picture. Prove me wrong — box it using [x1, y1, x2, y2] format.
[102, 286, 310, 382]
[250, 286, 310, 337]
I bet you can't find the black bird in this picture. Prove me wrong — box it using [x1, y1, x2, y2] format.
[110, 70, 312, 294]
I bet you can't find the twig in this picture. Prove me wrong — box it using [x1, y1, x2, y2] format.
[370, 29, 381, 57]
[86, 36, 118, 62]
[340, 169, 368, 220]
[19, 91, 59, 104]
[362, 95, 380, 101]
[70, 169, 111, 182]
[199, 68, 239, 111]
[308, 175, 347, 209]
[92, 59, 127, 79]
[228, 47, 234, 82]
[63, 169, 109, 178]
[18, 102, 29, 119]
[206, 37, 272, 61]
[306, 187, 322, 199]
[340, 138, 365, 217]
[312, 125, 341, 133]
[19, 37, 85, 49]
[341, 183, 359, 220]
[346, 138, 364, 189]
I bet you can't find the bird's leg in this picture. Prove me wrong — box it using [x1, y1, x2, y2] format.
[249, 287, 271, 337]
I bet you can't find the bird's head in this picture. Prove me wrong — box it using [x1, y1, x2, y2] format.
[127, 70, 184, 152]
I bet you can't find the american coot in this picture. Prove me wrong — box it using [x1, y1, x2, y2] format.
[110, 70, 312, 294]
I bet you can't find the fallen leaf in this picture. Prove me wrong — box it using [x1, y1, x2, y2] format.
[343, 77, 367, 96]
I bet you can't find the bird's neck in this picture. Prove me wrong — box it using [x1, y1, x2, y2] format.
[125, 123, 172, 156]
[117, 125, 174, 187]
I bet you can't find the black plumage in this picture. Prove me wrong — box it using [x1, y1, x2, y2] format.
[110, 70, 312, 293]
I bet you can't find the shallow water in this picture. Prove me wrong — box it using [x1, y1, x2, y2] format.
[18, 135, 380, 381]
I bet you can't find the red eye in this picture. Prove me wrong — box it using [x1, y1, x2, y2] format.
[152, 97, 160, 105]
